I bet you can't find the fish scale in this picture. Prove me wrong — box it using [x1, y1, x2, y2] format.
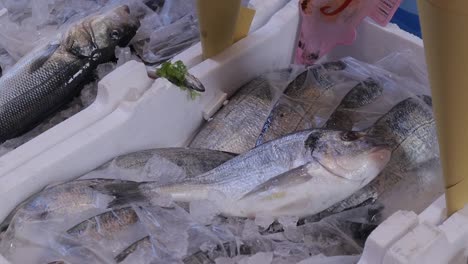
[0, 5, 140, 143]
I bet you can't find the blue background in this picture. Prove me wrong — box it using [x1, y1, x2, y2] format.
[390, 0, 421, 38]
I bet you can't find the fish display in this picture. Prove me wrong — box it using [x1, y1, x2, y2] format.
[189, 69, 292, 154]
[256, 61, 347, 146]
[310, 95, 441, 219]
[108, 129, 391, 218]
[323, 78, 383, 130]
[0, 5, 140, 143]
[1, 148, 235, 236]
[0, 52, 442, 263]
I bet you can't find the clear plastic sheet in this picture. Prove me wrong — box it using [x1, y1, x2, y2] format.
[0, 52, 442, 263]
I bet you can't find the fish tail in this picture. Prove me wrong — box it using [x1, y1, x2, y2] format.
[92, 182, 149, 208]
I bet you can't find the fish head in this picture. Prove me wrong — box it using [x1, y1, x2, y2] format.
[63, 5, 140, 60]
[305, 130, 391, 182]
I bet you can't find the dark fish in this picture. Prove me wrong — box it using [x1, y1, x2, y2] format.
[0, 5, 140, 143]
[256, 61, 346, 146]
[324, 78, 383, 130]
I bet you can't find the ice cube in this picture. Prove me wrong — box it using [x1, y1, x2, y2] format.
[241, 220, 259, 240]
[278, 216, 302, 242]
[189, 200, 220, 225]
[254, 214, 275, 230]
[115, 46, 135, 67]
[96, 62, 116, 79]
[238, 252, 273, 264]
[79, 82, 98, 108]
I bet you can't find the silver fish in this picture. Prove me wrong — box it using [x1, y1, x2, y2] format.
[0, 5, 140, 142]
[108, 129, 391, 218]
[2, 148, 235, 237]
[323, 78, 383, 130]
[189, 70, 289, 154]
[313, 95, 440, 219]
[0, 179, 141, 242]
[84, 148, 237, 181]
[256, 61, 347, 146]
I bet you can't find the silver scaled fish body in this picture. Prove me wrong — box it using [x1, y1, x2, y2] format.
[0, 5, 140, 142]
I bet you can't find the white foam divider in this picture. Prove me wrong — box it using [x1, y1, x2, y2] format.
[0, 0, 300, 224]
[358, 194, 468, 264]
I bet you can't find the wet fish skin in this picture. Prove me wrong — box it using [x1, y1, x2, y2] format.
[256, 61, 346, 146]
[0, 179, 141, 237]
[0, 5, 140, 142]
[189, 71, 284, 154]
[225, 144, 390, 218]
[109, 129, 391, 218]
[324, 78, 383, 130]
[67, 207, 139, 241]
[91, 148, 237, 178]
[316, 95, 439, 217]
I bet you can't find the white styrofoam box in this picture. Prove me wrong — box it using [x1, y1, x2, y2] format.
[419, 195, 447, 225]
[0, 2, 443, 264]
[358, 194, 468, 264]
[358, 211, 419, 264]
[0, 0, 301, 224]
[327, 18, 425, 66]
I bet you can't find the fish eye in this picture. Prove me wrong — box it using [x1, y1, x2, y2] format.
[340, 131, 360, 142]
[110, 30, 120, 40]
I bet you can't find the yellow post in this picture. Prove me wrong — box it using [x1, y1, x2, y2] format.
[417, 0, 468, 215]
[196, 0, 241, 59]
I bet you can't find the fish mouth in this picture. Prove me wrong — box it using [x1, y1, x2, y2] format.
[314, 146, 391, 181]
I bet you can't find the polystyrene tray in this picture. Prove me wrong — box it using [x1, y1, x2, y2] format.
[0, 1, 435, 263]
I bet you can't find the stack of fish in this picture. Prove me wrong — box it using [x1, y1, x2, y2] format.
[0, 54, 442, 263]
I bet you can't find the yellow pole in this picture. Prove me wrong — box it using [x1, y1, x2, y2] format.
[417, 0, 468, 215]
[196, 0, 241, 59]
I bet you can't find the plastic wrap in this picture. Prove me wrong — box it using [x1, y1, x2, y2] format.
[255, 51, 443, 219]
[0, 52, 443, 263]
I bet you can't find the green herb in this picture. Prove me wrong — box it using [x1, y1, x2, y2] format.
[156, 60, 201, 100]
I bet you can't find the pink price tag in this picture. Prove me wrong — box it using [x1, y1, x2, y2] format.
[295, 0, 402, 66]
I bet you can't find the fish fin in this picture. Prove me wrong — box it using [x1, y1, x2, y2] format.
[29, 43, 60, 73]
[90, 181, 147, 208]
[240, 165, 314, 200]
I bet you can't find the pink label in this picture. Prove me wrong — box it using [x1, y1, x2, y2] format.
[295, 0, 402, 66]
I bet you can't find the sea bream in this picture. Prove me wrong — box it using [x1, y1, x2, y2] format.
[0, 148, 235, 236]
[107, 129, 391, 218]
[0, 5, 140, 142]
